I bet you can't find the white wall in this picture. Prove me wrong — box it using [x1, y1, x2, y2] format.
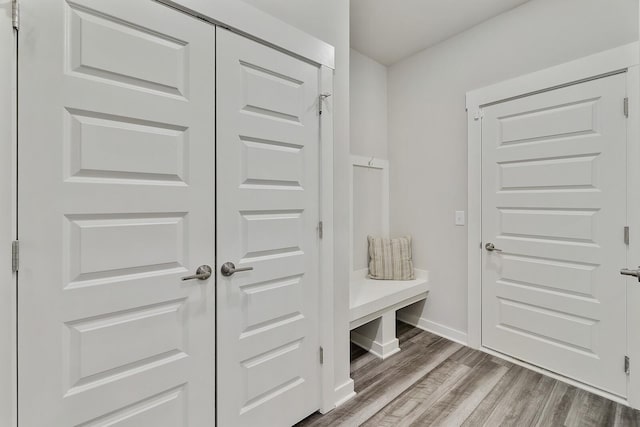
[350, 49, 388, 159]
[350, 49, 389, 271]
[240, 0, 353, 403]
[388, 0, 639, 338]
[352, 166, 385, 270]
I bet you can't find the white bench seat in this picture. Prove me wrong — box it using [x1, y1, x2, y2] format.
[349, 269, 429, 359]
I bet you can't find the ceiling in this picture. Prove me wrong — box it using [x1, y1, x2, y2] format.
[350, 0, 531, 66]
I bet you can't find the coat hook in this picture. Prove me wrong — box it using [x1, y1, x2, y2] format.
[319, 93, 332, 115]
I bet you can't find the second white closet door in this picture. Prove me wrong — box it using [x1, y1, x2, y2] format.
[216, 28, 323, 427]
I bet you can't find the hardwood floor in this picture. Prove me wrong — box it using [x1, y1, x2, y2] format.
[297, 322, 640, 426]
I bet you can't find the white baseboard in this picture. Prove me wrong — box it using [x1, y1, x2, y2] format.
[350, 330, 400, 360]
[397, 312, 468, 346]
[333, 379, 356, 409]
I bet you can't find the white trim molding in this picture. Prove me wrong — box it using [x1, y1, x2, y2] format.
[319, 65, 337, 414]
[351, 318, 401, 360]
[397, 312, 468, 347]
[626, 63, 640, 409]
[333, 379, 356, 410]
[157, 0, 335, 69]
[466, 41, 640, 408]
[466, 103, 483, 350]
[0, 1, 17, 424]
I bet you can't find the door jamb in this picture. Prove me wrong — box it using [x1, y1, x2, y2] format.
[1, 3, 17, 425]
[319, 65, 336, 414]
[466, 42, 640, 407]
[626, 63, 640, 409]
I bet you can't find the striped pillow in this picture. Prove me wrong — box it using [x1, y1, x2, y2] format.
[367, 235, 415, 280]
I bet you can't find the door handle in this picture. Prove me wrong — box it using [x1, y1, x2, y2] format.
[621, 267, 640, 282]
[181, 265, 212, 281]
[485, 243, 503, 252]
[221, 262, 254, 277]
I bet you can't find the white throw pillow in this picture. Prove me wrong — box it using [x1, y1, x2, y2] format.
[367, 235, 415, 280]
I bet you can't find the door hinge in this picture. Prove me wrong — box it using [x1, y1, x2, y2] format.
[11, 240, 18, 273]
[319, 346, 324, 364]
[319, 93, 331, 115]
[11, 0, 19, 31]
[318, 221, 323, 239]
[625, 226, 630, 245]
[625, 355, 630, 375]
[624, 97, 629, 118]
[473, 109, 484, 121]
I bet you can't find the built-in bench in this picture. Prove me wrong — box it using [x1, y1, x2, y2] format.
[349, 269, 430, 359]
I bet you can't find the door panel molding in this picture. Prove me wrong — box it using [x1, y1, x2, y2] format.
[318, 65, 336, 413]
[626, 64, 640, 409]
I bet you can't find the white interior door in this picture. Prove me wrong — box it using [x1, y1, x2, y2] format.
[18, 1, 216, 425]
[216, 28, 322, 427]
[481, 73, 628, 396]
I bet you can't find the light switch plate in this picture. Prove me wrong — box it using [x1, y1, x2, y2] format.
[455, 211, 465, 226]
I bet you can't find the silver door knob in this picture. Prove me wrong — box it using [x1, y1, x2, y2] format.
[485, 243, 503, 252]
[181, 265, 212, 281]
[221, 262, 254, 277]
[621, 267, 640, 282]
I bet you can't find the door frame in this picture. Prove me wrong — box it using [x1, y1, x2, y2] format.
[466, 42, 640, 407]
[318, 66, 337, 414]
[0, 1, 17, 426]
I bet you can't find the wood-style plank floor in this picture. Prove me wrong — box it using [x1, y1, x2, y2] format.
[297, 322, 640, 427]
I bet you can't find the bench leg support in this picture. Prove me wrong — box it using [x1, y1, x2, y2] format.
[350, 310, 401, 360]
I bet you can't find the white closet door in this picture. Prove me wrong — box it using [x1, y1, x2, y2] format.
[18, 1, 215, 425]
[216, 28, 322, 427]
[481, 73, 628, 396]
